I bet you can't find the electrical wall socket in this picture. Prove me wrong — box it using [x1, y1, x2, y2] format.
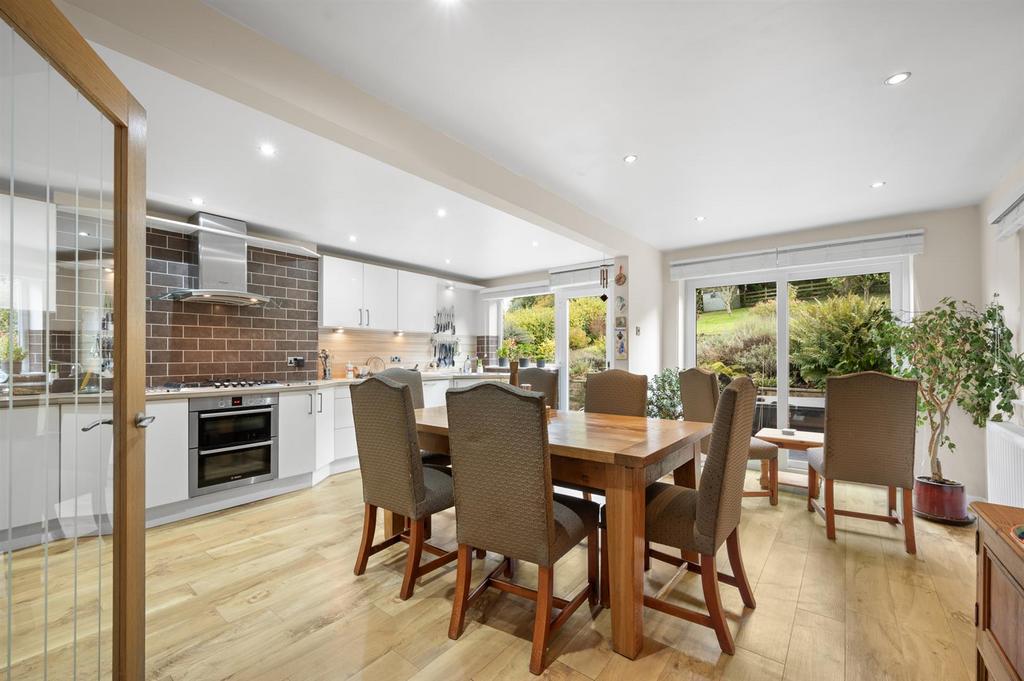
[286, 356, 305, 368]
[390, 356, 401, 363]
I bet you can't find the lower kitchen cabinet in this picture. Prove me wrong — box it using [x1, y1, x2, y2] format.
[314, 387, 335, 471]
[422, 379, 448, 408]
[144, 400, 189, 508]
[278, 390, 316, 478]
[333, 387, 357, 466]
[0, 405, 59, 531]
[58, 404, 114, 523]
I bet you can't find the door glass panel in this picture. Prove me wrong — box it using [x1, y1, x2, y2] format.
[1, 21, 116, 679]
[565, 295, 607, 411]
[695, 282, 778, 432]
[785, 272, 892, 463]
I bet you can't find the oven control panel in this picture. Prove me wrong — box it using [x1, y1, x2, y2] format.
[188, 392, 278, 412]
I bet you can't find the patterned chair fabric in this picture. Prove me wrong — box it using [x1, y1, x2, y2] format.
[350, 376, 453, 520]
[584, 369, 648, 417]
[445, 381, 598, 566]
[645, 376, 757, 555]
[809, 371, 918, 488]
[680, 367, 777, 462]
[519, 367, 559, 410]
[378, 367, 425, 410]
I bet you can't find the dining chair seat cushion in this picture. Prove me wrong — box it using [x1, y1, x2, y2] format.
[643, 482, 709, 554]
[551, 493, 600, 563]
[748, 437, 778, 461]
[419, 465, 456, 518]
[421, 451, 452, 467]
[807, 447, 825, 475]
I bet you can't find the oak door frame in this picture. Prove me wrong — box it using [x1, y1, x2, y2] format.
[0, 2, 147, 679]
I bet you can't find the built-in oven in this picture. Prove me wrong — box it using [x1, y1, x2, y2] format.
[188, 393, 278, 497]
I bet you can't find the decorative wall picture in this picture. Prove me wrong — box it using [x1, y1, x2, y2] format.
[615, 295, 627, 314]
[614, 327, 628, 360]
[614, 316, 627, 328]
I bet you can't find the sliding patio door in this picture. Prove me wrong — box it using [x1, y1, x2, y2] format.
[684, 258, 908, 473]
[554, 285, 612, 411]
[0, 1, 147, 679]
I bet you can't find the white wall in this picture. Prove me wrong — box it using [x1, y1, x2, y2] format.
[661, 204, 989, 498]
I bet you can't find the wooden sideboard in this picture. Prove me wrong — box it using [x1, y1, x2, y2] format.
[973, 502, 1024, 681]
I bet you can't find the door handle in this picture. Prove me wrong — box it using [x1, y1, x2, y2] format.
[136, 412, 156, 428]
[81, 418, 113, 432]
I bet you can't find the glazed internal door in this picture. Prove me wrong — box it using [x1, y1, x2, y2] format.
[0, 1, 147, 680]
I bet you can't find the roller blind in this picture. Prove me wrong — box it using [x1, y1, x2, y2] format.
[669, 230, 923, 281]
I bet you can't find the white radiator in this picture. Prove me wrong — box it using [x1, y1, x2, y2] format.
[987, 421, 1024, 506]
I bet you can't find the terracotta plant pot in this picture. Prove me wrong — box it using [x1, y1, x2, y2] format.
[913, 475, 975, 525]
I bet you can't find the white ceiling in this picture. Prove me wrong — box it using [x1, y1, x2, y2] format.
[93, 45, 604, 281]
[206, 0, 1024, 252]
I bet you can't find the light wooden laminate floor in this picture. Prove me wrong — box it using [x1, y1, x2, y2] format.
[2, 469, 978, 681]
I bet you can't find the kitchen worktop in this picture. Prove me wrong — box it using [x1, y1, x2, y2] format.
[1, 372, 511, 406]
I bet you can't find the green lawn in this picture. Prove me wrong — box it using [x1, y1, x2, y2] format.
[696, 306, 757, 335]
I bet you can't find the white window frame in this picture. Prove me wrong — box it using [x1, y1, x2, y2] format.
[681, 255, 912, 471]
[554, 284, 613, 410]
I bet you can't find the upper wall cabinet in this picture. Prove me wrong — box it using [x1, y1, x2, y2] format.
[319, 255, 404, 331]
[397, 270, 437, 333]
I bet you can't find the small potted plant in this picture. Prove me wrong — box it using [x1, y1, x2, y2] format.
[536, 338, 555, 369]
[891, 297, 1023, 524]
[0, 338, 26, 374]
[647, 367, 682, 419]
[497, 338, 514, 368]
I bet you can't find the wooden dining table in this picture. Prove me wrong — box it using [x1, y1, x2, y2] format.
[402, 406, 713, 660]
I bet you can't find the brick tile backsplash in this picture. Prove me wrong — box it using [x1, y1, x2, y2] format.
[145, 228, 318, 387]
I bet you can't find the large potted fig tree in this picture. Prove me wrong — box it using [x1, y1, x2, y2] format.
[891, 298, 1023, 524]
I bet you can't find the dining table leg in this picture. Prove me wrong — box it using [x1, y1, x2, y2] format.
[605, 465, 646, 659]
[383, 510, 406, 538]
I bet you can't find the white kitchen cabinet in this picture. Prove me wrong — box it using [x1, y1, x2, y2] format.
[315, 387, 336, 471]
[144, 400, 189, 508]
[59, 404, 113, 524]
[422, 379, 448, 408]
[333, 387, 357, 465]
[452, 377, 508, 389]
[362, 263, 398, 330]
[0, 405, 59, 531]
[278, 391, 317, 479]
[398, 270, 437, 333]
[320, 255, 363, 328]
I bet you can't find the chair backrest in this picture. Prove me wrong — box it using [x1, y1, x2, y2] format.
[378, 367, 425, 410]
[519, 367, 558, 410]
[350, 376, 427, 519]
[822, 371, 918, 488]
[584, 369, 648, 417]
[445, 382, 558, 565]
[679, 367, 720, 453]
[696, 376, 757, 552]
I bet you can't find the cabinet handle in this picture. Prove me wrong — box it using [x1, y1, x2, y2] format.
[81, 418, 113, 432]
[367, 308, 370, 327]
[318, 392, 324, 413]
[359, 308, 364, 326]
[308, 393, 314, 415]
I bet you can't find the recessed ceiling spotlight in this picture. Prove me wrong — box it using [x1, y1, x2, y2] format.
[870, 181, 887, 189]
[531, 240, 539, 247]
[258, 142, 276, 157]
[437, 208, 447, 218]
[348, 234, 357, 243]
[694, 216, 706, 223]
[883, 72, 911, 86]
[623, 154, 638, 164]
[190, 196, 205, 206]
[445, 284, 455, 291]
[444, 258, 451, 265]
[78, 231, 90, 237]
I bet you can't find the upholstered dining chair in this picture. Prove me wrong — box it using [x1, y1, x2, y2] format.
[350, 376, 458, 600]
[601, 376, 759, 654]
[445, 382, 599, 676]
[584, 368, 648, 416]
[519, 367, 558, 410]
[679, 367, 780, 505]
[806, 371, 919, 553]
[378, 367, 450, 466]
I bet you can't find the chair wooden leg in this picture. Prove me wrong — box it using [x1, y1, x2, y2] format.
[759, 459, 769, 490]
[475, 548, 487, 559]
[644, 541, 651, 571]
[768, 458, 779, 506]
[888, 486, 897, 516]
[400, 518, 425, 600]
[599, 526, 610, 608]
[824, 478, 836, 541]
[725, 529, 756, 609]
[902, 487, 917, 554]
[806, 468, 817, 511]
[504, 556, 516, 578]
[530, 565, 554, 675]
[353, 504, 376, 576]
[448, 544, 473, 639]
[587, 529, 599, 606]
[700, 553, 735, 655]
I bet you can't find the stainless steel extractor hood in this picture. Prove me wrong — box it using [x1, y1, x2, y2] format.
[161, 213, 271, 306]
